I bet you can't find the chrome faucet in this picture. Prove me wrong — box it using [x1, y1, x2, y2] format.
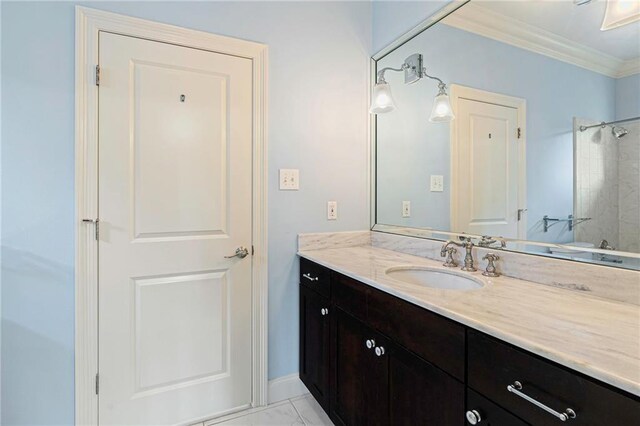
[441, 237, 477, 272]
[478, 235, 506, 249]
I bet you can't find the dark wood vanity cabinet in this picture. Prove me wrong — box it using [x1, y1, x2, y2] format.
[301, 259, 465, 425]
[387, 338, 465, 425]
[299, 258, 640, 426]
[468, 331, 640, 426]
[299, 283, 331, 410]
[299, 258, 332, 409]
[331, 308, 389, 425]
[330, 308, 464, 426]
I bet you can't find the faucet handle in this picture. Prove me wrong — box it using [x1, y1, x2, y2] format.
[482, 253, 500, 277]
[442, 247, 458, 268]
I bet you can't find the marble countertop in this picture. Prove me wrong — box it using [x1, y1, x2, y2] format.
[298, 245, 640, 397]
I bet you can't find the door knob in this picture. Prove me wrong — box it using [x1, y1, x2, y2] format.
[320, 308, 329, 316]
[225, 247, 249, 259]
[375, 346, 385, 357]
[365, 339, 376, 349]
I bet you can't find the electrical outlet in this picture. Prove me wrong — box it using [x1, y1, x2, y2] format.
[327, 201, 338, 220]
[402, 201, 411, 218]
[430, 175, 444, 192]
[279, 169, 299, 190]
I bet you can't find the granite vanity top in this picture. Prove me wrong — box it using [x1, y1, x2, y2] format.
[298, 245, 640, 397]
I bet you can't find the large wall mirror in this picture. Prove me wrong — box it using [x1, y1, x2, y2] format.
[372, 0, 640, 270]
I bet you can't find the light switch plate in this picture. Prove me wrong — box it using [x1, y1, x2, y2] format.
[430, 175, 444, 192]
[402, 201, 411, 218]
[327, 201, 338, 220]
[279, 169, 299, 190]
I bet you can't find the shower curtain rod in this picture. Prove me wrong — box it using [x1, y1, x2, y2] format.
[579, 115, 640, 131]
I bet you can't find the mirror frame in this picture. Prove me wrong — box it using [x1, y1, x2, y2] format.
[369, 0, 640, 268]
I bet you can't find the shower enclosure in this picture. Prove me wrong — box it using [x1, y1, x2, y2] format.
[574, 116, 640, 258]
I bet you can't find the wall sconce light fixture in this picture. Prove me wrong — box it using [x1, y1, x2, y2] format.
[369, 53, 454, 122]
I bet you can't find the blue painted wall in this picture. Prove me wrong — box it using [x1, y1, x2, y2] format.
[376, 23, 617, 245]
[616, 73, 640, 119]
[1, 2, 371, 424]
[372, 0, 451, 54]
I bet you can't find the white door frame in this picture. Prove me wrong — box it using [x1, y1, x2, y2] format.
[449, 84, 527, 239]
[75, 7, 268, 425]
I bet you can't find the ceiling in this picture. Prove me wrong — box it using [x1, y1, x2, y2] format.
[474, 0, 639, 61]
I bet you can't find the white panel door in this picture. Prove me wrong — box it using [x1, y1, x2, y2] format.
[454, 98, 521, 238]
[98, 32, 252, 425]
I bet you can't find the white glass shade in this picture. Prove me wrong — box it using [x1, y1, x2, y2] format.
[601, 0, 640, 31]
[369, 82, 396, 114]
[429, 93, 455, 122]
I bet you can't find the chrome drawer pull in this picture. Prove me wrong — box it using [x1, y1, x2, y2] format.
[507, 381, 576, 422]
[302, 273, 319, 282]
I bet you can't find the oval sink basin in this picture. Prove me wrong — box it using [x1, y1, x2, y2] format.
[385, 266, 484, 290]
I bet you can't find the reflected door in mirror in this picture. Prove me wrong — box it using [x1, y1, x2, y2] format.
[452, 88, 524, 239]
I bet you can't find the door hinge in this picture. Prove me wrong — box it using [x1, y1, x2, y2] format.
[95, 373, 99, 395]
[517, 127, 522, 139]
[95, 65, 101, 86]
[517, 208, 527, 221]
[82, 218, 99, 240]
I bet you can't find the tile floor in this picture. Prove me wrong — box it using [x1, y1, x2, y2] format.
[197, 394, 334, 426]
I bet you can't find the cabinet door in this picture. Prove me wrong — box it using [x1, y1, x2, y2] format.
[331, 309, 389, 426]
[388, 342, 465, 426]
[299, 285, 331, 409]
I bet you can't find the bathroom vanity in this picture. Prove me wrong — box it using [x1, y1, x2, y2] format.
[299, 2, 640, 424]
[297, 246, 640, 426]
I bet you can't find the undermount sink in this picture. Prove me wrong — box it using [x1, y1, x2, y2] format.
[385, 266, 484, 290]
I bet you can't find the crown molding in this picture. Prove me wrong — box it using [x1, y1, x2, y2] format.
[372, 0, 469, 61]
[618, 57, 640, 78]
[443, 3, 638, 79]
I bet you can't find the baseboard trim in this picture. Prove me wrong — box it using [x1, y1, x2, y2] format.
[267, 373, 309, 404]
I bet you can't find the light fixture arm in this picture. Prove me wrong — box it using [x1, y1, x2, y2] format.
[375, 54, 447, 91]
[376, 65, 408, 83]
[421, 68, 446, 88]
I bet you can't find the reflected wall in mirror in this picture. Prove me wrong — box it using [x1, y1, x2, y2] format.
[373, 0, 640, 270]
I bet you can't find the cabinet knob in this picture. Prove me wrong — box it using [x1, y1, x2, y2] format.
[320, 308, 329, 316]
[374, 346, 385, 357]
[365, 339, 376, 349]
[465, 410, 482, 425]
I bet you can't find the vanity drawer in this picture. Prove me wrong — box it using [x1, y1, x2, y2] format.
[368, 285, 465, 381]
[468, 331, 640, 426]
[300, 258, 330, 298]
[331, 273, 368, 323]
